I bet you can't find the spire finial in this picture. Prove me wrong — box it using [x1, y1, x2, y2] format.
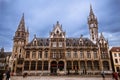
[21, 13, 24, 21]
[57, 21, 59, 25]
[90, 4, 94, 15]
[34, 34, 36, 38]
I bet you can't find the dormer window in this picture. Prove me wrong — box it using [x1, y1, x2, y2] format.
[33, 39, 37, 46]
[56, 30, 59, 34]
[79, 39, 83, 45]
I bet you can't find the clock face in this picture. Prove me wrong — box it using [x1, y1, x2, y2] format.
[90, 24, 94, 27]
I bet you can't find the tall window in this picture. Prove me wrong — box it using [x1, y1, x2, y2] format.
[119, 53, 120, 57]
[38, 51, 42, 59]
[80, 51, 84, 58]
[115, 59, 118, 63]
[87, 51, 91, 58]
[43, 61, 48, 70]
[87, 61, 92, 70]
[53, 42, 56, 47]
[66, 51, 71, 58]
[73, 51, 78, 58]
[103, 61, 109, 70]
[59, 42, 62, 47]
[26, 51, 30, 58]
[80, 61, 85, 70]
[67, 61, 72, 70]
[31, 61, 36, 70]
[44, 51, 48, 58]
[94, 61, 99, 70]
[52, 51, 56, 58]
[32, 51, 36, 59]
[24, 61, 29, 70]
[101, 51, 108, 59]
[59, 51, 63, 58]
[94, 51, 98, 58]
[37, 61, 42, 70]
[114, 53, 117, 57]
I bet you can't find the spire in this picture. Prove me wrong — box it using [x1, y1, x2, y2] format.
[100, 33, 105, 39]
[17, 13, 25, 32]
[90, 4, 94, 15]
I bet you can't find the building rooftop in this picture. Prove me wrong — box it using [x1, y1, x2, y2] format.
[110, 47, 120, 52]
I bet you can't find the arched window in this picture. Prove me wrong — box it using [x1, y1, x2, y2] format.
[87, 61, 92, 70]
[80, 61, 85, 70]
[24, 61, 29, 70]
[94, 61, 99, 70]
[103, 61, 109, 70]
[37, 61, 42, 70]
[31, 61, 36, 70]
[43, 61, 48, 70]
[67, 61, 72, 70]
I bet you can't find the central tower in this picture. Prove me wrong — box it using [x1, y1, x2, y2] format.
[88, 5, 98, 43]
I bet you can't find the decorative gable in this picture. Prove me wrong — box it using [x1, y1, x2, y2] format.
[50, 21, 65, 38]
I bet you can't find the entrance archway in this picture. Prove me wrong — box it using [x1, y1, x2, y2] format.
[51, 61, 57, 74]
[58, 61, 64, 71]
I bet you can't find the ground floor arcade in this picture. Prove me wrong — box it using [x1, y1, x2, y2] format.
[15, 60, 111, 75]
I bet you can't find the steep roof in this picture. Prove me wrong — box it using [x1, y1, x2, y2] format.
[26, 37, 96, 47]
[110, 47, 120, 52]
[26, 38, 49, 46]
[66, 37, 96, 46]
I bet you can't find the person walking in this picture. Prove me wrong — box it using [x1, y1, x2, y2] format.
[6, 69, 10, 80]
[113, 72, 118, 80]
[101, 71, 105, 80]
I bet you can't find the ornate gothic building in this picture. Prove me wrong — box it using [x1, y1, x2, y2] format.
[11, 6, 111, 75]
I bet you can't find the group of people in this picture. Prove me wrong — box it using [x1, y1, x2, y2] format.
[101, 71, 120, 80]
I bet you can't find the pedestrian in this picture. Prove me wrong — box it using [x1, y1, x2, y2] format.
[113, 72, 119, 80]
[6, 70, 10, 80]
[101, 71, 105, 80]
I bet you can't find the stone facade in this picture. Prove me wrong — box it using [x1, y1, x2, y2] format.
[11, 6, 111, 75]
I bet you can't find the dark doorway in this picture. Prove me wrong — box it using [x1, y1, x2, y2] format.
[58, 61, 64, 71]
[51, 61, 57, 74]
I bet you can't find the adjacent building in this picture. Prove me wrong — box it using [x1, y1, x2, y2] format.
[11, 6, 111, 75]
[110, 47, 120, 72]
[0, 48, 11, 72]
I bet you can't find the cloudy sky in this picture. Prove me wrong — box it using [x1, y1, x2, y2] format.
[0, 0, 120, 51]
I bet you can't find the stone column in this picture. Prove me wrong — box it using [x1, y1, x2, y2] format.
[64, 61, 66, 74]
[48, 61, 51, 73]
[29, 61, 31, 74]
[85, 60, 87, 74]
[36, 61, 38, 74]
[92, 61, 94, 71]
[78, 60, 80, 73]
[42, 61, 44, 74]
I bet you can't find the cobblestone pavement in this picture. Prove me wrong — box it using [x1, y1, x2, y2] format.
[9, 76, 113, 80]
